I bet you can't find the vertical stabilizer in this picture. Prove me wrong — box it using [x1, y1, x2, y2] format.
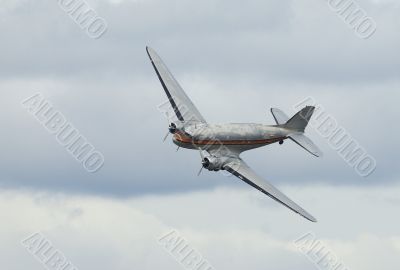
[284, 106, 314, 132]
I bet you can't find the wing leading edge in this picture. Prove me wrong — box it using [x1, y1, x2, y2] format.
[146, 47, 206, 124]
[224, 159, 317, 222]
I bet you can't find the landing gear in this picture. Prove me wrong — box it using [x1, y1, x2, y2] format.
[279, 140, 284, 145]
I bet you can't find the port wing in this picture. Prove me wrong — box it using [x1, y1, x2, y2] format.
[146, 47, 206, 124]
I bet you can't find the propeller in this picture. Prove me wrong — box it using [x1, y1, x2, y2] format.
[163, 123, 178, 142]
[197, 149, 206, 176]
[197, 166, 203, 176]
[163, 131, 170, 142]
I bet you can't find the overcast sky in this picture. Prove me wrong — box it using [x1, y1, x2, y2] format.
[1, 0, 399, 269]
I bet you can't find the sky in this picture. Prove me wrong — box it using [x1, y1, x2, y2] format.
[1, 0, 399, 269]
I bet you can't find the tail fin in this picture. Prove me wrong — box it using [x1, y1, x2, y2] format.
[270, 106, 322, 157]
[284, 106, 314, 132]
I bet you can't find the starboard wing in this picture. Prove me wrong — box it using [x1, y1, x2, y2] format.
[223, 158, 317, 222]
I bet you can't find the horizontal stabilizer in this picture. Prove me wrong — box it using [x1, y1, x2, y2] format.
[289, 133, 323, 157]
[271, 108, 289, 125]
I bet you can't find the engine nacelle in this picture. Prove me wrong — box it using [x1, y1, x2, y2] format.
[202, 156, 231, 171]
[168, 123, 177, 134]
[168, 122, 184, 134]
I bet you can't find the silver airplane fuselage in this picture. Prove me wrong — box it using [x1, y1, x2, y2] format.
[173, 123, 292, 153]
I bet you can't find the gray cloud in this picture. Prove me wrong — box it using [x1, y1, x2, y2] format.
[1, 185, 400, 270]
[0, 0, 399, 197]
[1, 1, 399, 269]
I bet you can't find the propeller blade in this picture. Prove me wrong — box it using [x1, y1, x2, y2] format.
[197, 166, 203, 176]
[197, 149, 206, 176]
[163, 131, 170, 142]
[198, 149, 205, 159]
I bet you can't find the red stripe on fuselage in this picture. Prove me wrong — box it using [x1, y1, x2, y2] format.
[173, 132, 285, 146]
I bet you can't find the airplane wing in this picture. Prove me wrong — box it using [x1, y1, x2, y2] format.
[146, 47, 206, 124]
[223, 158, 317, 222]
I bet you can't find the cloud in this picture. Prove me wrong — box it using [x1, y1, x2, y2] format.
[1, 1, 399, 269]
[1, 184, 399, 270]
[0, 0, 399, 195]
[1, 0, 399, 81]
[1, 75, 398, 196]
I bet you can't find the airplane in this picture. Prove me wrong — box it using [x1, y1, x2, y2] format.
[146, 46, 322, 222]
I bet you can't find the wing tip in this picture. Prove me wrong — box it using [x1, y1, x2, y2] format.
[302, 213, 318, 223]
[308, 216, 318, 223]
[146, 46, 153, 59]
[312, 150, 323, 158]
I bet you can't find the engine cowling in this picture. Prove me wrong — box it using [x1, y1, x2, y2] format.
[201, 156, 231, 171]
[168, 122, 185, 134]
[168, 123, 177, 134]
